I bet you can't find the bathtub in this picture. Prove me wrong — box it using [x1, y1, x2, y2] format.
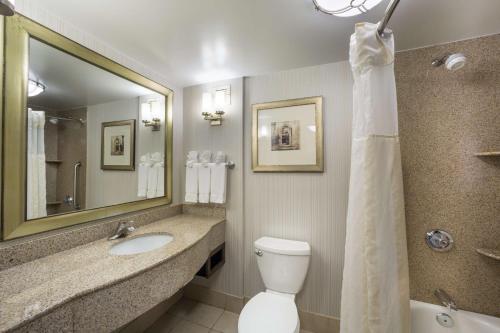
[411, 300, 500, 333]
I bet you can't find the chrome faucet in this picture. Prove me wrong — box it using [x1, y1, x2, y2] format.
[434, 289, 457, 311]
[108, 221, 136, 240]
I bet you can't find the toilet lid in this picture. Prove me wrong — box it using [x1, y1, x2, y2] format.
[238, 292, 299, 333]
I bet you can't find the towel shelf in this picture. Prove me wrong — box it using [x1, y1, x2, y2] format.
[185, 161, 235, 169]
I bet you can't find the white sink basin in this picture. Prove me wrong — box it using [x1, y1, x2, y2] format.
[109, 233, 173, 256]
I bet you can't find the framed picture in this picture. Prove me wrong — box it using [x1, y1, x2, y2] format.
[101, 119, 136, 171]
[252, 96, 323, 172]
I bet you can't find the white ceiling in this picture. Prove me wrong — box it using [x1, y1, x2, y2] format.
[29, 38, 155, 110]
[39, 0, 500, 87]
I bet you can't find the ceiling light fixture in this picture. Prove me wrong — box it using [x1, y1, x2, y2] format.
[313, 0, 383, 17]
[0, 0, 15, 16]
[28, 79, 46, 97]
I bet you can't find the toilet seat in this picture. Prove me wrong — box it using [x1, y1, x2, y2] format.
[238, 292, 300, 333]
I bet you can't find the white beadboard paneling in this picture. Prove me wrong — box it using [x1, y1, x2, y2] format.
[243, 62, 353, 317]
[15, 0, 184, 204]
[183, 78, 244, 297]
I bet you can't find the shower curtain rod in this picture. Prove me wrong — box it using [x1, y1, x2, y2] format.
[377, 0, 401, 37]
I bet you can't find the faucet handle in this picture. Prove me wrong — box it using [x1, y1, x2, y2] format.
[108, 220, 136, 240]
[126, 220, 136, 232]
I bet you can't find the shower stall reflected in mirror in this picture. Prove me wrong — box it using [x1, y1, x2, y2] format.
[28, 107, 87, 217]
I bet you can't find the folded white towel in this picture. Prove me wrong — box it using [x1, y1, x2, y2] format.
[137, 163, 150, 197]
[199, 150, 212, 163]
[214, 151, 226, 163]
[140, 153, 151, 163]
[198, 164, 211, 203]
[156, 162, 164, 197]
[187, 150, 199, 162]
[210, 162, 227, 204]
[185, 163, 199, 203]
[151, 151, 163, 163]
[146, 164, 159, 198]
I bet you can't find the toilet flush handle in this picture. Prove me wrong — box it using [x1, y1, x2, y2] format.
[254, 249, 263, 256]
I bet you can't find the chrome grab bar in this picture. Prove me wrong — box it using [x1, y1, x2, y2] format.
[73, 161, 82, 210]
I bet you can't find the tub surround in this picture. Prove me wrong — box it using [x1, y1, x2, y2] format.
[396, 33, 500, 316]
[0, 212, 225, 332]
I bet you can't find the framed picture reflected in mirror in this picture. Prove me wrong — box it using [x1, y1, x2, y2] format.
[101, 119, 136, 171]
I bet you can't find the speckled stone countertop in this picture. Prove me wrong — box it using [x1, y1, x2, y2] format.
[0, 213, 224, 332]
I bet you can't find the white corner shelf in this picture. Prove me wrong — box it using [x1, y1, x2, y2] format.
[476, 248, 500, 261]
[474, 152, 500, 157]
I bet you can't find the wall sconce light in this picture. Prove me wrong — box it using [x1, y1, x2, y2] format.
[201, 85, 230, 126]
[28, 79, 46, 97]
[141, 99, 161, 131]
[202, 110, 225, 126]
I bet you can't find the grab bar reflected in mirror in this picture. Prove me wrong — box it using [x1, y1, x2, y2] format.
[73, 161, 81, 210]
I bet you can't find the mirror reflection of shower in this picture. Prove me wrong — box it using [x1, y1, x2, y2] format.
[48, 115, 86, 126]
[42, 108, 88, 216]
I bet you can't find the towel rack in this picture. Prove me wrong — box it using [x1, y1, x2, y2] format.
[186, 161, 235, 169]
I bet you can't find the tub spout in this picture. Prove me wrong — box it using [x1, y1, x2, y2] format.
[434, 289, 457, 311]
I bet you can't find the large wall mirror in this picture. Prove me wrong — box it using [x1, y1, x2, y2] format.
[1, 15, 173, 240]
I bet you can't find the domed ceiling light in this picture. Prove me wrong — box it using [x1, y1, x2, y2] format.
[28, 79, 46, 97]
[313, 0, 383, 17]
[0, 0, 15, 16]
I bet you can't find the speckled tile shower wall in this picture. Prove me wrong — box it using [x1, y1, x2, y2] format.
[395, 34, 500, 316]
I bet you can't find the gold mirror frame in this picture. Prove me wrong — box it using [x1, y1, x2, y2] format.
[1, 15, 174, 240]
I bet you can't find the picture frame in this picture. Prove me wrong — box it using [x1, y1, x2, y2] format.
[252, 96, 323, 172]
[101, 119, 136, 171]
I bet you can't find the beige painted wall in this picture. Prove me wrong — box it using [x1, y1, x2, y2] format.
[182, 78, 245, 297]
[396, 34, 500, 317]
[86, 98, 140, 208]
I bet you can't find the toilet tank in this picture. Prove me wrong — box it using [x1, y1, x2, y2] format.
[254, 237, 311, 294]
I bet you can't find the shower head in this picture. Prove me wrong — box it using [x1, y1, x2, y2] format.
[445, 53, 467, 71]
[432, 53, 467, 71]
[47, 116, 86, 126]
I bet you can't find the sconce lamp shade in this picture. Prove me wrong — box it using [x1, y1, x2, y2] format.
[0, 0, 15, 16]
[313, 0, 383, 17]
[28, 80, 45, 97]
[150, 100, 161, 120]
[141, 102, 152, 122]
[214, 89, 226, 110]
[202, 92, 213, 113]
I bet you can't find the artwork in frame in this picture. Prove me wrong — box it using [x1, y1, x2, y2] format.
[252, 96, 323, 172]
[101, 119, 136, 171]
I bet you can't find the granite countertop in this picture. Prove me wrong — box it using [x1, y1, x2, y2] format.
[0, 213, 225, 332]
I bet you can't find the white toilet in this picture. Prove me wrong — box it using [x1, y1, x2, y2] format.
[238, 236, 311, 333]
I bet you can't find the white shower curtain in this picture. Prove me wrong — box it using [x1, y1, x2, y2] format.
[27, 109, 47, 219]
[340, 23, 410, 333]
